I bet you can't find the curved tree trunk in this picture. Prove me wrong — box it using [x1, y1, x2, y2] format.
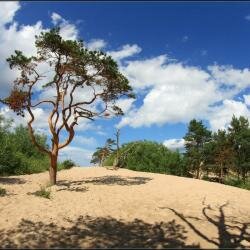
[219, 164, 223, 184]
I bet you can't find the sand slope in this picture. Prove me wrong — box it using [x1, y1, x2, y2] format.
[0, 167, 249, 249]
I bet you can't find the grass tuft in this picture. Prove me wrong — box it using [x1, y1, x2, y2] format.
[33, 185, 51, 199]
[0, 187, 7, 197]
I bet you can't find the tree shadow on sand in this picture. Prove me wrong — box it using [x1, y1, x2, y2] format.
[160, 202, 250, 249]
[0, 177, 26, 185]
[0, 216, 199, 249]
[56, 175, 152, 192]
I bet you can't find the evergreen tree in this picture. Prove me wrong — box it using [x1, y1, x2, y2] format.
[212, 130, 235, 183]
[228, 116, 250, 183]
[184, 119, 212, 179]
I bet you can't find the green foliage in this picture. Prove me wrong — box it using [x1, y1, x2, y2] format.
[184, 119, 212, 178]
[105, 140, 188, 176]
[32, 186, 51, 199]
[228, 115, 250, 182]
[224, 178, 250, 190]
[58, 159, 76, 170]
[0, 116, 50, 176]
[183, 115, 250, 189]
[0, 187, 7, 197]
[91, 138, 116, 166]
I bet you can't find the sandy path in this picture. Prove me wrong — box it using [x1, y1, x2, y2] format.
[0, 167, 249, 248]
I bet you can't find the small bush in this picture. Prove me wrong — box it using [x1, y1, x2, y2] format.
[224, 178, 250, 190]
[0, 187, 7, 196]
[60, 159, 76, 170]
[33, 186, 51, 199]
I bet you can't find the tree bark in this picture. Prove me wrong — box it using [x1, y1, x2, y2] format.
[100, 154, 104, 167]
[242, 169, 246, 184]
[196, 166, 200, 179]
[49, 153, 58, 185]
[219, 164, 223, 184]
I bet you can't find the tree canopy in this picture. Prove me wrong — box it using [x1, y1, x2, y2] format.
[103, 140, 188, 176]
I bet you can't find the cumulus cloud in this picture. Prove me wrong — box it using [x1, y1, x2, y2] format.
[59, 146, 93, 166]
[208, 99, 250, 131]
[163, 138, 185, 151]
[51, 12, 62, 25]
[87, 39, 107, 50]
[118, 54, 250, 130]
[108, 44, 141, 61]
[118, 55, 219, 127]
[73, 135, 97, 147]
[50, 12, 78, 40]
[208, 65, 250, 92]
[244, 95, 250, 106]
[0, 2, 20, 26]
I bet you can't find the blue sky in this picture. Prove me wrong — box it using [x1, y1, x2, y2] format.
[0, 2, 250, 165]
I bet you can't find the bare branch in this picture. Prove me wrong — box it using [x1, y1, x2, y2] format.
[31, 100, 56, 107]
[26, 83, 51, 156]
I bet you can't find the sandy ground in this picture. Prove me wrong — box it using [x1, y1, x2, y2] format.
[0, 167, 249, 249]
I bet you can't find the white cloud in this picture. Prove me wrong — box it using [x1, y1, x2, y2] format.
[118, 56, 250, 130]
[50, 12, 78, 40]
[208, 65, 250, 91]
[59, 146, 93, 166]
[116, 98, 135, 113]
[118, 55, 220, 128]
[0, 2, 20, 26]
[108, 44, 141, 61]
[0, 21, 46, 98]
[51, 12, 62, 26]
[0, 106, 50, 134]
[163, 138, 185, 151]
[208, 99, 250, 131]
[87, 39, 107, 50]
[0, 7, 79, 101]
[73, 135, 97, 147]
[244, 95, 250, 106]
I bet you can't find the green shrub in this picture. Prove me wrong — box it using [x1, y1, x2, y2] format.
[32, 186, 51, 199]
[0, 187, 7, 196]
[224, 178, 250, 190]
[13, 153, 50, 175]
[0, 120, 50, 176]
[104, 140, 188, 176]
[59, 159, 76, 170]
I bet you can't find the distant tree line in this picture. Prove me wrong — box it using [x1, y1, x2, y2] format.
[185, 115, 250, 185]
[91, 115, 250, 190]
[0, 115, 75, 176]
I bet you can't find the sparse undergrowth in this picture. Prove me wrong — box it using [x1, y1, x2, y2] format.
[32, 186, 51, 199]
[224, 178, 250, 190]
[0, 186, 7, 196]
[202, 175, 250, 190]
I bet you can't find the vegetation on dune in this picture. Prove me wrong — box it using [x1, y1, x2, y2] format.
[92, 115, 250, 190]
[104, 141, 188, 176]
[0, 187, 7, 197]
[58, 159, 76, 170]
[0, 114, 74, 176]
[32, 185, 51, 199]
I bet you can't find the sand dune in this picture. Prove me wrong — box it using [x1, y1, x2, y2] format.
[0, 167, 249, 248]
